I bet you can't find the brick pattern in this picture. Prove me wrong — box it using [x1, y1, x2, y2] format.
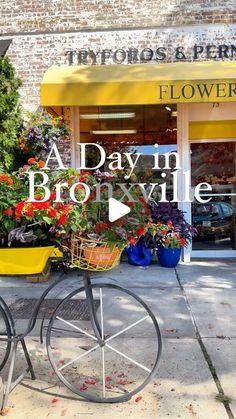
[4, 24, 236, 111]
[0, 1, 236, 33]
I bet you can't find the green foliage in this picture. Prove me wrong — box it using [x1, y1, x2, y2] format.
[19, 110, 70, 157]
[0, 57, 23, 171]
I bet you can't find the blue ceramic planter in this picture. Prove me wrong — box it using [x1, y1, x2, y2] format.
[157, 247, 181, 268]
[126, 243, 152, 266]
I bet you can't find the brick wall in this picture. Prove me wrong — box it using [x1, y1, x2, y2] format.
[1, 1, 236, 167]
[0, 0, 236, 34]
[3, 25, 236, 111]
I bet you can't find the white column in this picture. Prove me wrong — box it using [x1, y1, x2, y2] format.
[69, 107, 80, 169]
[177, 103, 192, 262]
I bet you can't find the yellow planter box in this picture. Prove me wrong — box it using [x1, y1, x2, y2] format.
[0, 246, 55, 275]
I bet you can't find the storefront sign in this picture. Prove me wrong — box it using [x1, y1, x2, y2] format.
[157, 81, 236, 102]
[40, 61, 236, 106]
[66, 45, 236, 65]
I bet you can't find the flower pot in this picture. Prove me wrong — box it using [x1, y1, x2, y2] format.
[157, 247, 181, 268]
[83, 245, 120, 268]
[126, 243, 152, 266]
[0, 246, 55, 275]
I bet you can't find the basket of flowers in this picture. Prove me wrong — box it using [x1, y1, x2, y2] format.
[71, 235, 124, 271]
[69, 170, 151, 271]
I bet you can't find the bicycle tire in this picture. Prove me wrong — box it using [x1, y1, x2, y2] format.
[46, 283, 162, 403]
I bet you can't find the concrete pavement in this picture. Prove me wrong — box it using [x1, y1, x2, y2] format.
[0, 260, 235, 418]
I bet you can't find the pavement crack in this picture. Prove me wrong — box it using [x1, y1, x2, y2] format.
[175, 268, 235, 419]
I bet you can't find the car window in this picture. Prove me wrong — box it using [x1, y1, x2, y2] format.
[211, 204, 221, 215]
[193, 204, 212, 215]
[221, 203, 233, 216]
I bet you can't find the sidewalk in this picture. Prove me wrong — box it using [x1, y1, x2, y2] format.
[0, 260, 235, 419]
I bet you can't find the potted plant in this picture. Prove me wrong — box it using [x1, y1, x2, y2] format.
[65, 169, 152, 271]
[150, 201, 197, 244]
[0, 164, 83, 274]
[18, 109, 70, 164]
[154, 222, 186, 268]
[145, 220, 193, 268]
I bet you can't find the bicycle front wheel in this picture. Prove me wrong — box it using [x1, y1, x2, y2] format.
[46, 283, 162, 403]
[46, 284, 161, 403]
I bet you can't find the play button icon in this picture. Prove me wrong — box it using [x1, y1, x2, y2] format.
[108, 198, 131, 222]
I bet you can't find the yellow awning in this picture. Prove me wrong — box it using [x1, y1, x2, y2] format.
[40, 61, 236, 106]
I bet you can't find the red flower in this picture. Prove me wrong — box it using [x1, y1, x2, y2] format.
[26, 206, 34, 217]
[137, 226, 145, 237]
[127, 202, 134, 208]
[38, 160, 45, 169]
[57, 214, 67, 225]
[33, 201, 50, 210]
[28, 157, 36, 165]
[128, 237, 137, 245]
[48, 208, 57, 218]
[3, 208, 14, 216]
[138, 197, 147, 204]
[80, 170, 91, 182]
[49, 192, 56, 201]
[95, 222, 107, 233]
[15, 201, 25, 218]
[84, 191, 95, 204]
[180, 238, 186, 247]
[117, 218, 125, 227]
[0, 174, 13, 185]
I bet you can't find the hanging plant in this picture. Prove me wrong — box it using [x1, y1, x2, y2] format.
[18, 110, 70, 157]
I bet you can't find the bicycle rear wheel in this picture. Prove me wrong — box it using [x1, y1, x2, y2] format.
[46, 283, 162, 403]
[0, 305, 12, 371]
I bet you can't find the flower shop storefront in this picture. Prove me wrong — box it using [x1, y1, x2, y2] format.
[41, 61, 236, 261]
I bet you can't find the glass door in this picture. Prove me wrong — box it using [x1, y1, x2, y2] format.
[191, 140, 236, 255]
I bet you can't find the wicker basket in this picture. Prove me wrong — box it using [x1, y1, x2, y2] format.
[71, 235, 124, 271]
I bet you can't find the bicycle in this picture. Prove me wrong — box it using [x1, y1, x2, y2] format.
[0, 235, 162, 409]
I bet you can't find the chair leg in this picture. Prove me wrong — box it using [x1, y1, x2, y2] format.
[1, 341, 18, 411]
[20, 339, 36, 380]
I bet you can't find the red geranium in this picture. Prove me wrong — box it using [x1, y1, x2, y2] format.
[137, 226, 145, 237]
[3, 208, 14, 216]
[0, 174, 13, 185]
[28, 157, 36, 165]
[57, 214, 67, 225]
[180, 238, 186, 247]
[95, 222, 108, 233]
[15, 201, 26, 220]
[26, 206, 34, 217]
[48, 208, 57, 218]
[128, 237, 137, 245]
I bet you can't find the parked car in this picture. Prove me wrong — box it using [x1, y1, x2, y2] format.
[192, 202, 234, 241]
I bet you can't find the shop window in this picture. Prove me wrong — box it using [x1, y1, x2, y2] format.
[79, 104, 177, 199]
[191, 141, 236, 251]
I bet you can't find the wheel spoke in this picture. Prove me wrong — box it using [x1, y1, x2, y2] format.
[106, 343, 151, 373]
[58, 342, 100, 371]
[50, 326, 84, 337]
[47, 284, 162, 403]
[56, 316, 97, 341]
[105, 315, 149, 343]
[100, 288, 106, 398]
